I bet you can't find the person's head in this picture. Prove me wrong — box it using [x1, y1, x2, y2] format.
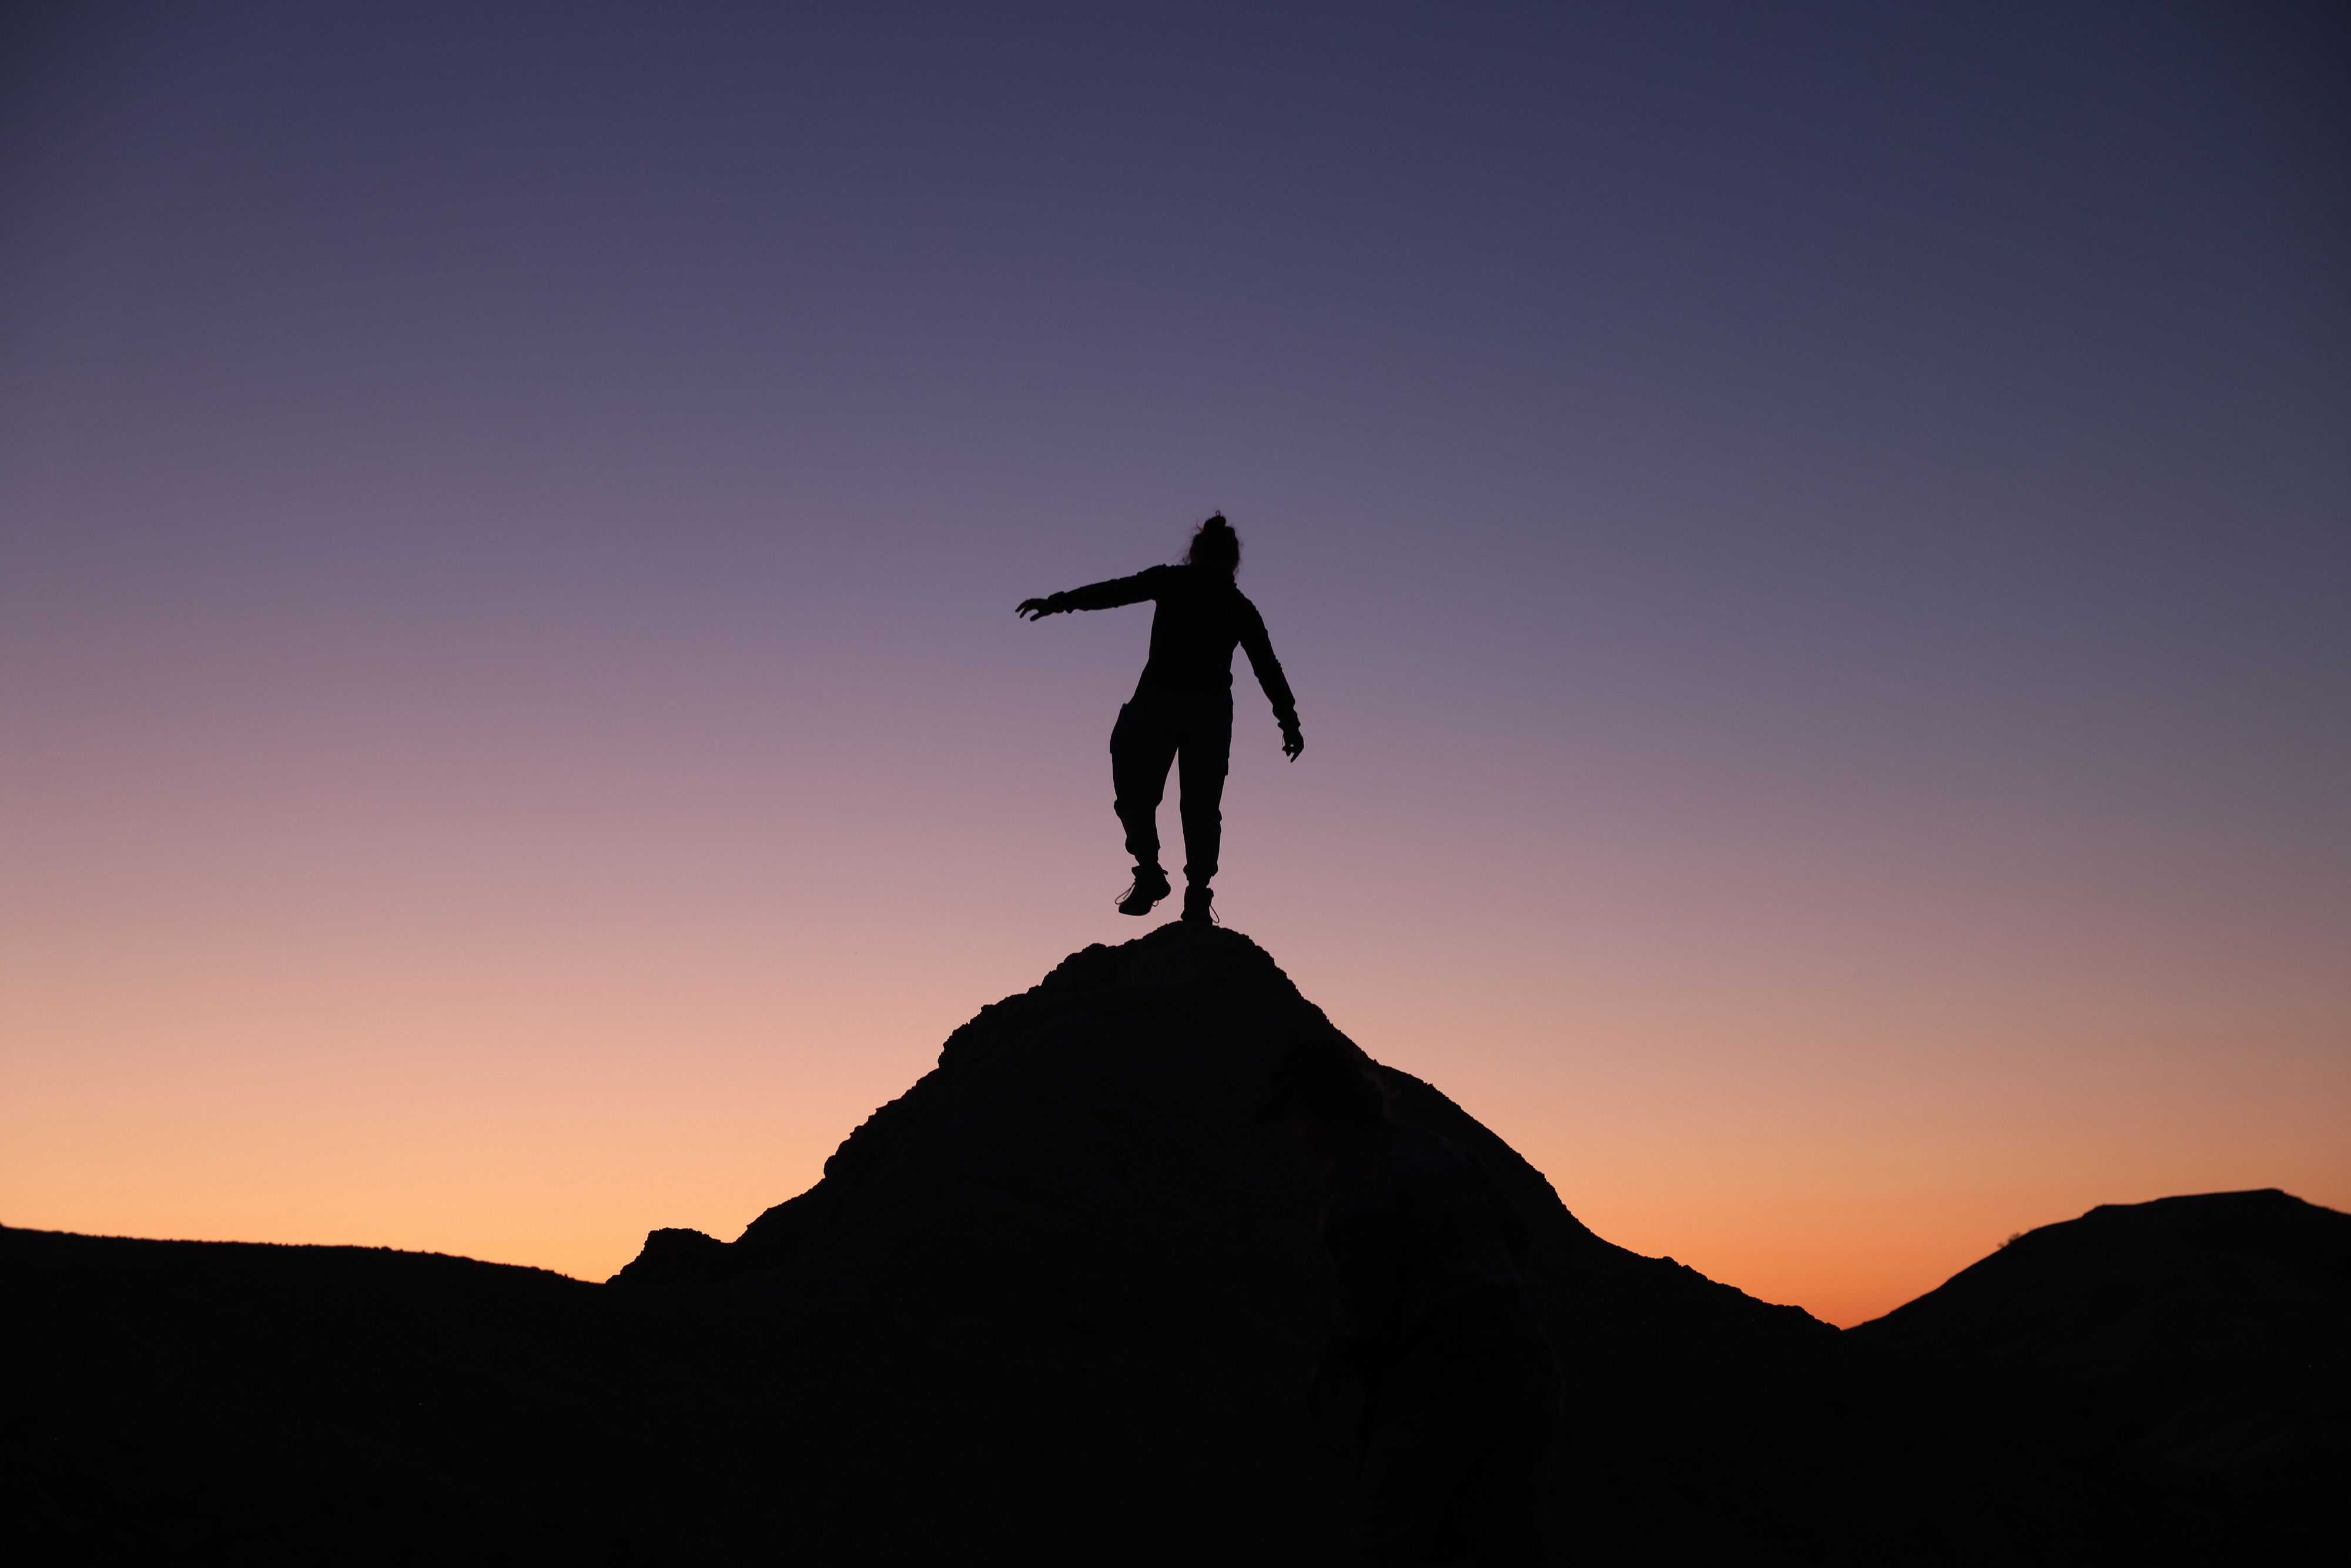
[1185, 512, 1241, 577]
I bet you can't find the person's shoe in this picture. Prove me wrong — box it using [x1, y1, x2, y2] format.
[1117, 864, 1171, 916]
[1181, 884, 1217, 925]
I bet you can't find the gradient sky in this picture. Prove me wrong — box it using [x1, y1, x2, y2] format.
[5, 2, 2346, 1327]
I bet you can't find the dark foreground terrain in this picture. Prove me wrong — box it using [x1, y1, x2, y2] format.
[9, 926, 2342, 1563]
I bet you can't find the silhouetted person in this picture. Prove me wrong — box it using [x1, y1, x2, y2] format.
[1264, 1040, 1559, 1566]
[1017, 514, 1302, 922]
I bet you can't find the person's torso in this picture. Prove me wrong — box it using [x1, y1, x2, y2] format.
[1137, 565, 1255, 697]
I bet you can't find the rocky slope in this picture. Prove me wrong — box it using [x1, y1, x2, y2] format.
[602, 923, 1994, 1561]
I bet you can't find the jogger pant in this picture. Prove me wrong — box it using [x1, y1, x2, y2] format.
[1110, 688, 1232, 885]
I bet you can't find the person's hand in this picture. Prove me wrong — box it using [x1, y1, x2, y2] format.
[1016, 597, 1058, 621]
[1281, 725, 1304, 761]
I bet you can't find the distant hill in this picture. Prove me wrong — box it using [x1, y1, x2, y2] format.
[1847, 1188, 2349, 1560]
[8, 925, 2337, 1562]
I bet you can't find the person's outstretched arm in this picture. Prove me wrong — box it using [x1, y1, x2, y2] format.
[1241, 605, 1305, 760]
[1016, 565, 1168, 620]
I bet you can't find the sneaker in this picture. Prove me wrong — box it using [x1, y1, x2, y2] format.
[1117, 864, 1171, 916]
[1181, 884, 1217, 925]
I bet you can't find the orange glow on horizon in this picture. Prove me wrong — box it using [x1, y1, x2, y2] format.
[9, 826, 2345, 1328]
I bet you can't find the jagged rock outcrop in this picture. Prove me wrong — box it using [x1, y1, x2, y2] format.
[607, 924, 1904, 1559]
[618, 923, 1828, 1349]
[616, 926, 1824, 1345]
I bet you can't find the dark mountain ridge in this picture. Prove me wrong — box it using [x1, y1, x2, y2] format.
[8, 924, 2339, 1562]
[618, 925, 1827, 1345]
[1848, 1187, 2348, 1560]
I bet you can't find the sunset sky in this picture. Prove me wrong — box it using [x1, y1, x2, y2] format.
[5, 2, 2345, 1328]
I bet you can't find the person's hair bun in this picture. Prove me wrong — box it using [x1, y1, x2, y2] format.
[1187, 512, 1241, 572]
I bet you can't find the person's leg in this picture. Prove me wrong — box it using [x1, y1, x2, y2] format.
[1110, 700, 1178, 873]
[1174, 694, 1233, 889]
